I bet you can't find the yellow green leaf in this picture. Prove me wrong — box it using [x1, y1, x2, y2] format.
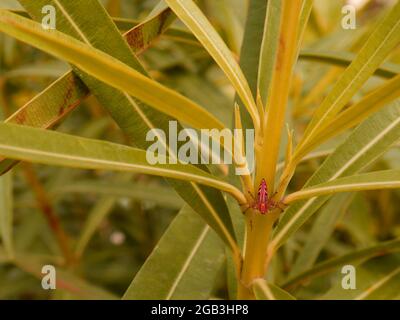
[0, 9, 224, 131]
[285, 170, 400, 203]
[299, 1, 400, 150]
[165, 0, 259, 128]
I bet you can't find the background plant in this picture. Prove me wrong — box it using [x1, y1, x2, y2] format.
[0, 0, 400, 300]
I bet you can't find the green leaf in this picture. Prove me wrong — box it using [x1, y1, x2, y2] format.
[289, 194, 352, 278]
[123, 205, 224, 299]
[0, 72, 89, 174]
[282, 238, 400, 290]
[0, 171, 13, 258]
[322, 256, 400, 300]
[3, 60, 68, 78]
[252, 279, 295, 300]
[0, 9, 224, 131]
[297, 0, 313, 49]
[237, 0, 267, 128]
[122, 4, 176, 55]
[299, 50, 400, 78]
[286, 170, 400, 203]
[0, 122, 245, 253]
[75, 197, 115, 259]
[257, 0, 281, 105]
[205, 0, 244, 54]
[301, 73, 400, 156]
[53, 180, 184, 210]
[0, 4, 176, 174]
[299, 1, 400, 148]
[17, 1, 240, 264]
[0, 122, 245, 204]
[165, 0, 259, 127]
[13, 253, 117, 299]
[271, 101, 400, 251]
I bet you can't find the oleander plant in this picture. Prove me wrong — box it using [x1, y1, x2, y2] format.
[0, 0, 400, 300]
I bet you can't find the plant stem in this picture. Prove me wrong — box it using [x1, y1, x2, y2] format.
[237, 209, 279, 299]
[255, 0, 303, 191]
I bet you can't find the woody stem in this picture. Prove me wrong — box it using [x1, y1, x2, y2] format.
[237, 209, 279, 299]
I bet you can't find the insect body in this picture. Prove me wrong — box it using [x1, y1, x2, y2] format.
[241, 179, 286, 214]
[256, 178, 269, 214]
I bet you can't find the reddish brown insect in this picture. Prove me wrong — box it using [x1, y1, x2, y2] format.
[256, 178, 269, 214]
[241, 179, 286, 214]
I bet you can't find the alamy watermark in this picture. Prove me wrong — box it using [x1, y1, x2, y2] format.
[146, 121, 255, 175]
[41, 5, 56, 30]
[342, 5, 357, 30]
[341, 264, 356, 290]
[41, 265, 56, 290]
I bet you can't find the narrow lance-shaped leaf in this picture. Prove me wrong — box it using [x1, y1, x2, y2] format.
[0, 123, 246, 205]
[353, 259, 400, 300]
[13, 253, 117, 299]
[3, 3, 190, 259]
[257, 0, 281, 105]
[301, 73, 400, 155]
[282, 238, 400, 290]
[124, 4, 176, 55]
[289, 194, 352, 277]
[0, 9, 224, 131]
[165, 0, 259, 128]
[0, 106, 13, 258]
[270, 101, 400, 252]
[53, 180, 184, 209]
[322, 256, 400, 300]
[18, 0, 240, 265]
[205, 0, 244, 55]
[0, 5, 178, 174]
[299, 50, 400, 78]
[235, 0, 267, 130]
[1, 3, 181, 262]
[123, 205, 224, 300]
[0, 72, 89, 174]
[285, 170, 400, 203]
[276, 148, 334, 171]
[0, 170, 13, 258]
[296, 0, 313, 52]
[298, 1, 400, 151]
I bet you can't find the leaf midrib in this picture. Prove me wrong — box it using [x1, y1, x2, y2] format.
[165, 225, 209, 299]
[0, 140, 237, 194]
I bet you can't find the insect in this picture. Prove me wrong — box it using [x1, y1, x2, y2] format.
[256, 178, 269, 214]
[241, 179, 286, 214]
